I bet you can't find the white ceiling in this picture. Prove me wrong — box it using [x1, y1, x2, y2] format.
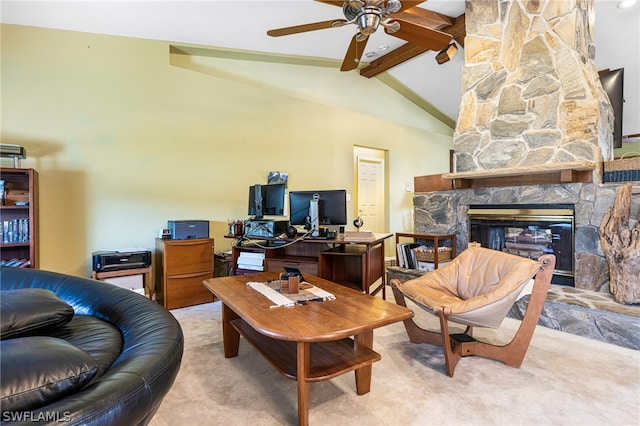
[1, 0, 638, 136]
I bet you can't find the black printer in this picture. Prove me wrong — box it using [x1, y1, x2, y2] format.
[92, 250, 152, 272]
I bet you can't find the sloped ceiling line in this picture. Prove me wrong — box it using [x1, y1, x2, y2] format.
[170, 43, 456, 130]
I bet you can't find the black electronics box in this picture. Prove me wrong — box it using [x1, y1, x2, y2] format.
[244, 219, 289, 238]
[168, 220, 209, 240]
[92, 250, 151, 272]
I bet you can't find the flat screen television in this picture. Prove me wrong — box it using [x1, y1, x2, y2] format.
[248, 183, 286, 219]
[289, 190, 347, 229]
[599, 68, 624, 149]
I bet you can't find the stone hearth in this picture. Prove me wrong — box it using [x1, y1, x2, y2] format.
[510, 285, 640, 350]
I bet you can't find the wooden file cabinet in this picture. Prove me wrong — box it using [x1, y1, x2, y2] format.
[155, 238, 215, 309]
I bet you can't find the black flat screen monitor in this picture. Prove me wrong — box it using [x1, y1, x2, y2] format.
[248, 183, 285, 218]
[289, 190, 347, 226]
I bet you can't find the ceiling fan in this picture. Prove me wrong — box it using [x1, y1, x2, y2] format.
[267, 0, 454, 71]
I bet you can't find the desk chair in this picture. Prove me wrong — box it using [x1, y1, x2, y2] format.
[391, 247, 555, 376]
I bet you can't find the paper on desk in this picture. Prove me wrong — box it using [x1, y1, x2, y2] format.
[247, 282, 295, 307]
[305, 286, 336, 300]
[247, 282, 336, 307]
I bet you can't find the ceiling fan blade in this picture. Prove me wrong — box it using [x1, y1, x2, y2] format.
[340, 34, 369, 71]
[267, 19, 347, 37]
[314, 0, 345, 7]
[387, 19, 452, 51]
[396, 1, 426, 12]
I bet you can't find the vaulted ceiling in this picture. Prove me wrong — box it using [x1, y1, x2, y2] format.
[2, 0, 638, 136]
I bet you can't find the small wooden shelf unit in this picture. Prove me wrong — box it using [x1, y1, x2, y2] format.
[395, 232, 457, 270]
[230, 318, 381, 381]
[91, 266, 154, 300]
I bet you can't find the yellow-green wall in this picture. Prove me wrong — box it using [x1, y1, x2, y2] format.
[614, 141, 640, 158]
[1, 24, 453, 277]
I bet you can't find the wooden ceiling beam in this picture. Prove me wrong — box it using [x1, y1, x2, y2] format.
[360, 13, 465, 78]
[360, 43, 428, 77]
[448, 14, 466, 48]
[397, 1, 430, 12]
[393, 8, 455, 30]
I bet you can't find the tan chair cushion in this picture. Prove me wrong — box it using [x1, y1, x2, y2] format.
[396, 247, 542, 328]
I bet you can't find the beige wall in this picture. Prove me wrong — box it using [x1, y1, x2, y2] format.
[1, 24, 453, 276]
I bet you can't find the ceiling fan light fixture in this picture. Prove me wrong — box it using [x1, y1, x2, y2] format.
[357, 11, 381, 35]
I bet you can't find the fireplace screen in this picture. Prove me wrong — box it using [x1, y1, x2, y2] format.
[468, 204, 574, 285]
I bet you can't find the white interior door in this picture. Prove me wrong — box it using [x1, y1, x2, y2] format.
[356, 155, 385, 232]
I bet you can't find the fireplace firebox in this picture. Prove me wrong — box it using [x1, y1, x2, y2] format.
[468, 204, 574, 285]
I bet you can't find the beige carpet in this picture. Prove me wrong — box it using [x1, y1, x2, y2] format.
[149, 295, 640, 426]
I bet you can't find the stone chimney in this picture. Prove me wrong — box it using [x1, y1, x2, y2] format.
[452, 0, 614, 174]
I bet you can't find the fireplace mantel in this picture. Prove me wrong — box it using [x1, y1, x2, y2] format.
[441, 161, 596, 189]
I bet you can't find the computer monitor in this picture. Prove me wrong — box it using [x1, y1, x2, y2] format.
[289, 190, 347, 233]
[248, 183, 285, 219]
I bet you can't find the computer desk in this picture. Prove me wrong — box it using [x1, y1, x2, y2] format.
[226, 233, 393, 299]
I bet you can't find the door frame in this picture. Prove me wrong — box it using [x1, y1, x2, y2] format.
[353, 146, 388, 234]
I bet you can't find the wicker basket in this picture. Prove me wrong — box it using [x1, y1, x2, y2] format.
[604, 156, 640, 182]
[413, 247, 451, 263]
[604, 156, 640, 172]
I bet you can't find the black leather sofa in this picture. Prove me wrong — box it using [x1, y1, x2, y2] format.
[0, 267, 183, 425]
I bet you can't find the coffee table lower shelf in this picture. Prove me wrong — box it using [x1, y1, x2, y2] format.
[230, 318, 381, 382]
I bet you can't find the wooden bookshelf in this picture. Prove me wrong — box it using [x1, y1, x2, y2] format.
[0, 168, 38, 268]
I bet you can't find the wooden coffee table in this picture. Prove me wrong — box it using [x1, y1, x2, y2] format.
[203, 272, 413, 426]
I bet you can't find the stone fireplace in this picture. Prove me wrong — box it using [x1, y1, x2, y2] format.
[467, 203, 575, 284]
[406, 1, 640, 348]
[414, 0, 622, 293]
[414, 182, 619, 292]
[408, 182, 640, 349]
[453, 0, 613, 171]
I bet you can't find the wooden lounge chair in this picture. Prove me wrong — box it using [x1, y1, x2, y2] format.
[391, 247, 555, 377]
